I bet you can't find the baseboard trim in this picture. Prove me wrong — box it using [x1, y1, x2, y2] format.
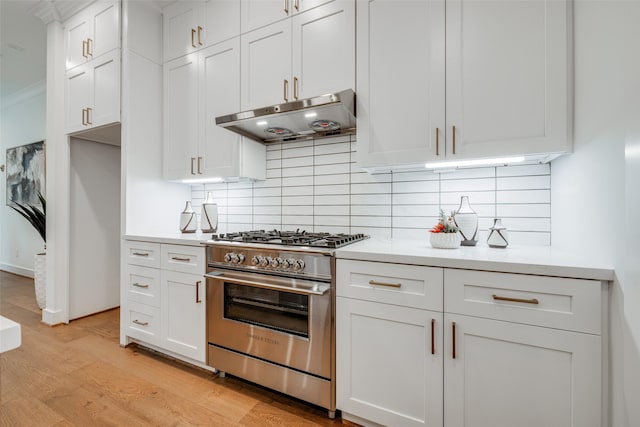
[42, 308, 67, 326]
[0, 263, 34, 278]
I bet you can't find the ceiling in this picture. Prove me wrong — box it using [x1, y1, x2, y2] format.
[0, 0, 47, 100]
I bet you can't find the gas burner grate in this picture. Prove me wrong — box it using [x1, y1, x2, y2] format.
[212, 229, 368, 249]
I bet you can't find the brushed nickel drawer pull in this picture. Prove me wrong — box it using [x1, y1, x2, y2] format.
[431, 318, 436, 355]
[171, 256, 191, 262]
[196, 281, 202, 303]
[492, 294, 539, 305]
[82, 40, 88, 58]
[132, 283, 149, 288]
[132, 252, 149, 257]
[133, 319, 149, 326]
[86, 107, 92, 125]
[87, 38, 93, 56]
[369, 280, 401, 288]
[452, 125, 457, 154]
[436, 127, 440, 156]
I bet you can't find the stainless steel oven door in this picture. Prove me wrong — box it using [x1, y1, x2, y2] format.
[206, 270, 332, 379]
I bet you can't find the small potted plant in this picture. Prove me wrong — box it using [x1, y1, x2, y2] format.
[9, 192, 46, 308]
[429, 209, 461, 249]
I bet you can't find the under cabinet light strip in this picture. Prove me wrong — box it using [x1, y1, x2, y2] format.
[424, 156, 525, 169]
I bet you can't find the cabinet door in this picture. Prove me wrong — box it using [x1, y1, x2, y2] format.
[204, 0, 240, 47]
[337, 297, 443, 427]
[292, 0, 354, 100]
[91, 49, 120, 128]
[294, 0, 335, 14]
[241, 0, 290, 33]
[160, 270, 206, 362]
[444, 314, 601, 427]
[64, 11, 91, 70]
[199, 39, 242, 177]
[163, 53, 199, 181]
[356, 0, 445, 170]
[241, 20, 292, 109]
[445, 0, 571, 159]
[65, 64, 92, 133]
[163, 1, 204, 62]
[90, 0, 120, 60]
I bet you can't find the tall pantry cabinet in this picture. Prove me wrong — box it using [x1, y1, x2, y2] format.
[356, 0, 573, 171]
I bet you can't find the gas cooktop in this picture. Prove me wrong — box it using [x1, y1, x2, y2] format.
[211, 229, 368, 249]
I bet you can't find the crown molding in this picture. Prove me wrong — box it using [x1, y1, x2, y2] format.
[30, 0, 94, 25]
[1, 79, 46, 110]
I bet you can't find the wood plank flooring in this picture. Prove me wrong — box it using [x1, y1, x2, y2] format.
[0, 271, 348, 426]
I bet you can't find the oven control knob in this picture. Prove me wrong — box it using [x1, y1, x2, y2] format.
[284, 258, 296, 269]
[235, 254, 245, 264]
[270, 257, 283, 268]
[223, 253, 233, 263]
[229, 253, 240, 264]
[293, 259, 305, 271]
[260, 257, 272, 268]
[251, 256, 261, 266]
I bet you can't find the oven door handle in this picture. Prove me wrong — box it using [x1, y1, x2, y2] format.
[204, 272, 330, 296]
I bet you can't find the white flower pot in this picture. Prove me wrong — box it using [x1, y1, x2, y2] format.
[34, 252, 46, 309]
[429, 232, 461, 249]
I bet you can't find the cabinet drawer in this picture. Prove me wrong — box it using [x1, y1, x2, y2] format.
[161, 244, 205, 275]
[124, 240, 161, 268]
[336, 260, 443, 311]
[125, 265, 160, 308]
[125, 301, 160, 345]
[444, 269, 602, 334]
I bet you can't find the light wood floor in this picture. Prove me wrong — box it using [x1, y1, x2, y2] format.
[0, 271, 347, 426]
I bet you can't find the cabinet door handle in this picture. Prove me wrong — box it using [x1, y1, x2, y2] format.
[132, 252, 149, 257]
[452, 125, 456, 154]
[436, 127, 440, 156]
[86, 107, 92, 125]
[191, 28, 196, 48]
[196, 280, 202, 303]
[294, 0, 299, 11]
[171, 256, 191, 262]
[82, 108, 87, 125]
[87, 38, 93, 56]
[368, 280, 401, 288]
[452, 321, 457, 359]
[133, 319, 149, 326]
[197, 157, 203, 174]
[283, 79, 289, 102]
[284, 0, 289, 14]
[191, 157, 196, 175]
[431, 318, 436, 355]
[82, 40, 88, 58]
[132, 283, 149, 288]
[197, 26, 203, 45]
[492, 294, 540, 305]
[293, 76, 299, 100]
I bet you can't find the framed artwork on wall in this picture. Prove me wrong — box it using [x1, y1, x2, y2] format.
[6, 140, 46, 207]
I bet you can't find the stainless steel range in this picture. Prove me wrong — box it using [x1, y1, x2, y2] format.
[204, 230, 367, 418]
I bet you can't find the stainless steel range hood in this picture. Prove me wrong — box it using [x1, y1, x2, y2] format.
[215, 89, 355, 143]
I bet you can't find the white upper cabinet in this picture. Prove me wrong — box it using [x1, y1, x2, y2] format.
[241, 0, 291, 33]
[357, 0, 572, 171]
[64, 0, 120, 70]
[356, 0, 445, 170]
[163, 0, 241, 62]
[241, 0, 355, 109]
[65, 49, 121, 134]
[164, 39, 266, 181]
[163, 53, 200, 180]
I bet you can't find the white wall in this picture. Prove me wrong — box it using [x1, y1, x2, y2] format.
[551, 1, 640, 425]
[0, 82, 46, 276]
[69, 138, 121, 319]
[192, 136, 553, 246]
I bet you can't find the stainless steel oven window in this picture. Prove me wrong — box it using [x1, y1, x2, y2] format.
[223, 282, 309, 337]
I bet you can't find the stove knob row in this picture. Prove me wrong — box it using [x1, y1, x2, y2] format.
[270, 257, 283, 268]
[223, 252, 245, 264]
[259, 256, 272, 268]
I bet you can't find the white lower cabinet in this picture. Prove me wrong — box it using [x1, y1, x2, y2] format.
[336, 260, 605, 427]
[443, 313, 601, 427]
[337, 297, 443, 427]
[122, 240, 206, 364]
[160, 270, 206, 362]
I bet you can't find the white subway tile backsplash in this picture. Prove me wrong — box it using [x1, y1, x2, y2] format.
[191, 136, 553, 246]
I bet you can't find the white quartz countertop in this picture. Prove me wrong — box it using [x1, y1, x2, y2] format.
[335, 239, 615, 281]
[0, 315, 22, 353]
[124, 232, 210, 247]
